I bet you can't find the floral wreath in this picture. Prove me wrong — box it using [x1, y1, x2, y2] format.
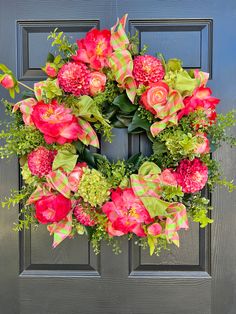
[0, 15, 235, 255]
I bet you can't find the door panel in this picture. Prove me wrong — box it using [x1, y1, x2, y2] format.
[0, 0, 236, 313]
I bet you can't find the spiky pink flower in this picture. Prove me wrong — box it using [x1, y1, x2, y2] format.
[133, 55, 165, 86]
[57, 62, 91, 96]
[174, 158, 208, 193]
[73, 204, 95, 226]
[28, 146, 56, 178]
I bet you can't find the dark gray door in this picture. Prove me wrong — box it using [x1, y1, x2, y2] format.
[0, 1, 235, 313]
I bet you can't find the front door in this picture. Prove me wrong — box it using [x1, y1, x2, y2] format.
[0, 1, 235, 313]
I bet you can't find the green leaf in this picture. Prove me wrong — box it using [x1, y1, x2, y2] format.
[81, 148, 96, 168]
[140, 197, 169, 217]
[9, 88, 15, 99]
[152, 140, 167, 156]
[54, 55, 61, 64]
[85, 226, 96, 240]
[76, 95, 110, 127]
[73, 141, 85, 154]
[52, 150, 78, 173]
[127, 153, 144, 169]
[113, 94, 137, 113]
[147, 235, 157, 256]
[166, 58, 183, 72]
[47, 52, 55, 62]
[0, 64, 10, 73]
[116, 113, 133, 127]
[128, 110, 151, 133]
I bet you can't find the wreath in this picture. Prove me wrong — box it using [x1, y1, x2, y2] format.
[0, 15, 235, 255]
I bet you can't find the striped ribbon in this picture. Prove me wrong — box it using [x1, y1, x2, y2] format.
[34, 81, 46, 101]
[130, 161, 189, 244]
[27, 184, 52, 204]
[46, 170, 71, 199]
[47, 211, 73, 248]
[150, 89, 184, 136]
[13, 98, 37, 126]
[165, 203, 189, 246]
[77, 117, 99, 148]
[109, 14, 136, 103]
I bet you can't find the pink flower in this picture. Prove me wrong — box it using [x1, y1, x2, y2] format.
[178, 86, 220, 122]
[89, 71, 106, 96]
[174, 158, 208, 193]
[133, 55, 165, 86]
[0, 74, 14, 89]
[58, 62, 91, 96]
[44, 63, 58, 77]
[35, 193, 72, 224]
[31, 100, 83, 144]
[13, 98, 37, 125]
[68, 162, 87, 192]
[72, 29, 113, 70]
[140, 81, 169, 114]
[102, 188, 153, 237]
[73, 203, 95, 226]
[28, 146, 56, 178]
[159, 169, 178, 186]
[147, 223, 162, 236]
[194, 133, 210, 154]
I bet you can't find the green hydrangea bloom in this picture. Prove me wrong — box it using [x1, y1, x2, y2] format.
[76, 168, 111, 207]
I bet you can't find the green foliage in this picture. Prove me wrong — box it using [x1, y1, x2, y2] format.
[208, 110, 236, 148]
[47, 29, 77, 58]
[184, 193, 213, 228]
[40, 79, 62, 102]
[97, 158, 127, 188]
[136, 235, 170, 256]
[161, 185, 184, 202]
[0, 124, 46, 158]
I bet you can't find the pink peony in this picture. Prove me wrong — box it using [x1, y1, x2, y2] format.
[178, 86, 220, 122]
[174, 158, 208, 193]
[147, 223, 162, 236]
[31, 100, 83, 144]
[102, 188, 153, 237]
[133, 55, 165, 86]
[35, 193, 72, 224]
[0, 74, 14, 89]
[72, 29, 112, 70]
[194, 133, 210, 154]
[28, 146, 56, 178]
[57, 62, 91, 96]
[68, 162, 87, 192]
[89, 71, 106, 96]
[73, 203, 95, 226]
[140, 81, 169, 115]
[44, 63, 58, 77]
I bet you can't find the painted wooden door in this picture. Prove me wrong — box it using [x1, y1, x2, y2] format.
[0, 0, 235, 313]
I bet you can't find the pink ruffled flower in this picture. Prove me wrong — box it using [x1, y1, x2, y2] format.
[27, 146, 56, 178]
[195, 133, 210, 154]
[72, 29, 113, 70]
[140, 81, 169, 115]
[178, 86, 220, 123]
[89, 71, 106, 96]
[44, 63, 58, 78]
[58, 62, 91, 96]
[133, 55, 165, 86]
[73, 204, 95, 226]
[35, 193, 72, 224]
[0, 74, 14, 89]
[13, 98, 37, 126]
[102, 188, 153, 237]
[174, 158, 208, 194]
[31, 100, 83, 144]
[68, 162, 87, 192]
[147, 223, 162, 236]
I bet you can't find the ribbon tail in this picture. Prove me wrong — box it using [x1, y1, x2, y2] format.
[47, 211, 73, 248]
[78, 118, 99, 148]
